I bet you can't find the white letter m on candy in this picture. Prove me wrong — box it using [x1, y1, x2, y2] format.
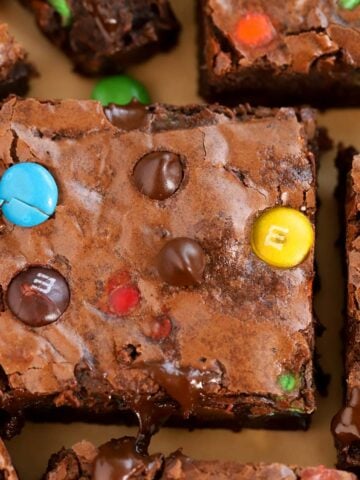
[264, 225, 289, 251]
[32, 273, 56, 294]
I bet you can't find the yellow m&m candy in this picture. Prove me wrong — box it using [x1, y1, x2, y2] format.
[251, 207, 314, 268]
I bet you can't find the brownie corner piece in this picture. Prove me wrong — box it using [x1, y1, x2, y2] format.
[0, 24, 34, 99]
[20, 0, 180, 75]
[197, 0, 360, 107]
[0, 98, 317, 433]
[332, 147, 360, 472]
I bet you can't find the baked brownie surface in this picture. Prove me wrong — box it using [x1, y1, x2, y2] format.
[198, 0, 360, 107]
[332, 149, 360, 471]
[0, 24, 33, 99]
[43, 437, 356, 480]
[0, 97, 317, 437]
[19, 0, 180, 75]
[0, 439, 18, 480]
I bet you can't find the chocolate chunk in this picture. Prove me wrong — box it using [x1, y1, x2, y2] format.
[92, 437, 162, 480]
[156, 238, 206, 287]
[133, 151, 184, 200]
[104, 101, 149, 131]
[6, 266, 70, 327]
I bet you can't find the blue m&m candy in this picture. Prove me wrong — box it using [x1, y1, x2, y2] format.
[0, 163, 58, 227]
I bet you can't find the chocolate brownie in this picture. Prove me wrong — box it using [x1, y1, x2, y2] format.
[19, 0, 180, 75]
[198, 0, 360, 107]
[0, 97, 318, 440]
[43, 437, 356, 480]
[0, 24, 33, 99]
[332, 147, 360, 471]
[0, 439, 18, 480]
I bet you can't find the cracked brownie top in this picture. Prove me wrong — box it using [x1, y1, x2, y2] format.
[0, 98, 317, 434]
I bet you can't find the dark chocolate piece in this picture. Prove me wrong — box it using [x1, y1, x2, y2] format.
[104, 101, 149, 131]
[198, 0, 360, 107]
[19, 0, 180, 75]
[6, 266, 70, 327]
[93, 438, 163, 480]
[0, 24, 33, 99]
[0, 98, 317, 439]
[133, 152, 184, 200]
[156, 238, 206, 286]
[43, 437, 357, 480]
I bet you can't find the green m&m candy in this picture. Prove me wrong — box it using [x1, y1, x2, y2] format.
[278, 373, 297, 393]
[91, 75, 151, 106]
[339, 0, 360, 9]
[48, 0, 72, 26]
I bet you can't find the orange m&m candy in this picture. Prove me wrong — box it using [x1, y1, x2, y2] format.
[235, 12, 276, 48]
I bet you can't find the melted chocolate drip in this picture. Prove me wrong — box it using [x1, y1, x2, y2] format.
[156, 238, 206, 287]
[332, 387, 360, 445]
[104, 101, 148, 131]
[130, 361, 223, 453]
[133, 151, 184, 200]
[92, 437, 162, 480]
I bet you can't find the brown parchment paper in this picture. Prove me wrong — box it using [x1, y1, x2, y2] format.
[0, 1, 360, 479]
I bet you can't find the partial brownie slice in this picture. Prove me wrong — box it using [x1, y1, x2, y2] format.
[44, 438, 163, 480]
[19, 0, 180, 75]
[198, 0, 360, 107]
[0, 98, 317, 436]
[0, 24, 33, 99]
[163, 452, 357, 479]
[43, 437, 356, 480]
[0, 439, 18, 480]
[332, 147, 360, 472]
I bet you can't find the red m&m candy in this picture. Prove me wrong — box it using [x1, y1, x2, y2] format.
[146, 315, 173, 342]
[105, 270, 140, 316]
[108, 285, 140, 316]
[235, 12, 276, 48]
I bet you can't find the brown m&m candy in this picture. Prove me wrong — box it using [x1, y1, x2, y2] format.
[6, 266, 70, 327]
[156, 237, 206, 287]
[133, 151, 184, 200]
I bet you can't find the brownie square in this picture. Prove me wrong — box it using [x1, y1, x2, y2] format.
[43, 437, 357, 480]
[332, 148, 360, 471]
[0, 24, 33, 99]
[198, 0, 360, 107]
[0, 98, 317, 437]
[19, 0, 180, 75]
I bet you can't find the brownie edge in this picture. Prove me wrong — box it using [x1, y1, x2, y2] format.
[332, 147, 360, 472]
